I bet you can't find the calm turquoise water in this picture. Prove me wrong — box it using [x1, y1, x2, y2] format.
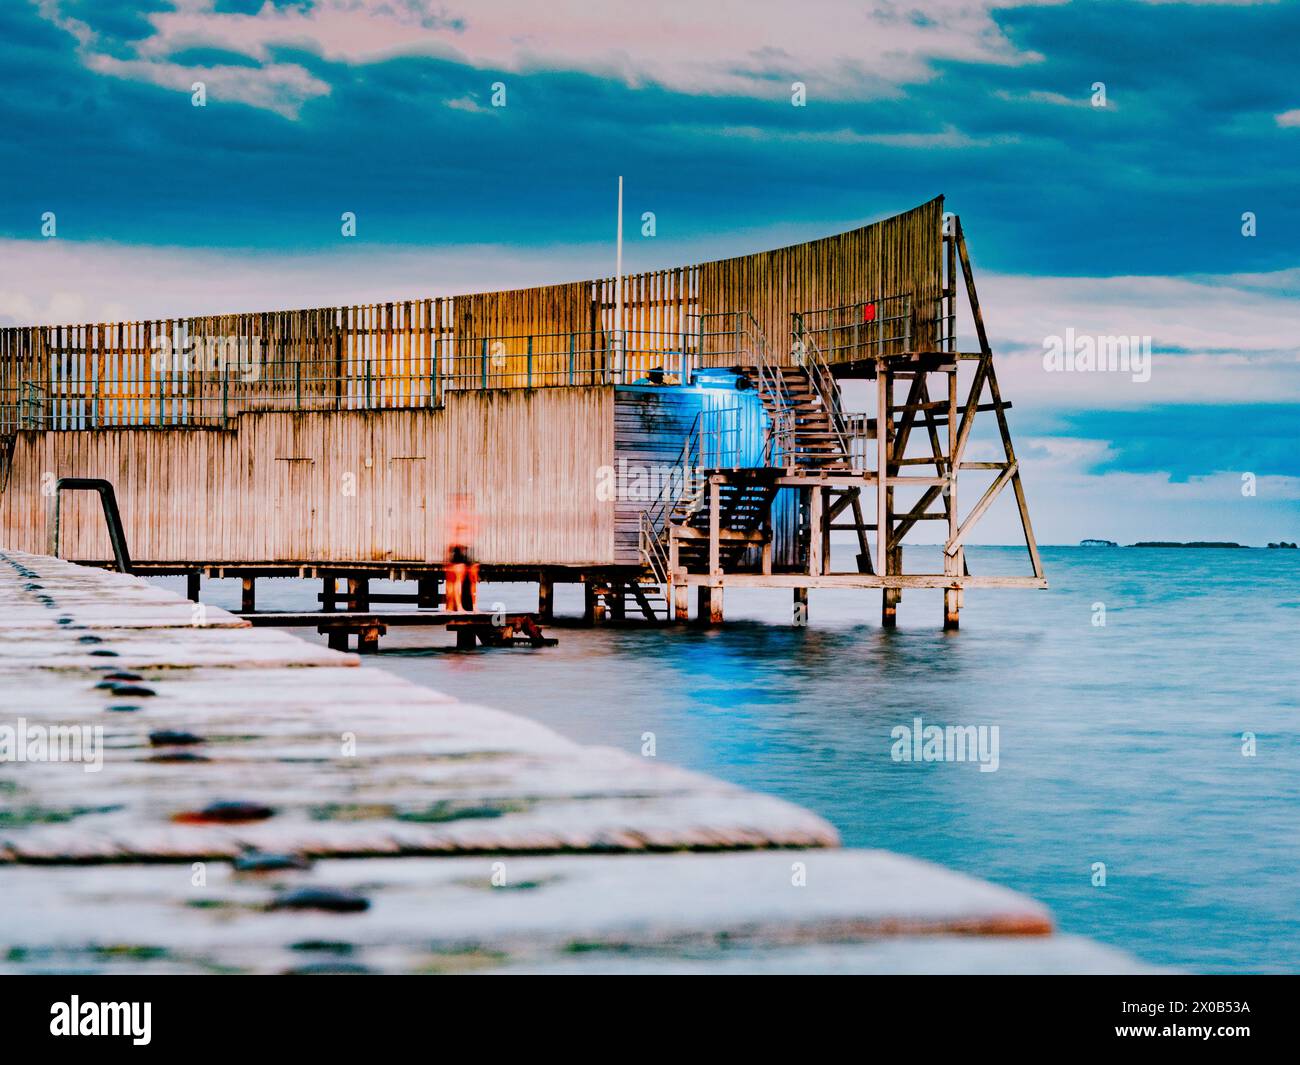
[180, 546, 1300, 973]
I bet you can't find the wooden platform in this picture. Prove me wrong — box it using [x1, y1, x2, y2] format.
[0, 549, 1145, 973]
[235, 608, 556, 652]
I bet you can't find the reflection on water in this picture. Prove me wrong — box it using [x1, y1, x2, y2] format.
[174, 546, 1300, 973]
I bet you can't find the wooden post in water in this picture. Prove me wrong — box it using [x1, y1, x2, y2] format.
[536, 576, 553, 621]
[944, 365, 960, 630]
[878, 369, 897, 628]
[357, 622, 383, 654]
[186, 572, 200, 603]
[793, 586, 808, 624]
[322, 577, 338, 612]
[697, 584, 723, 625]
[703, 475, 724, 624]
[347, 577, 369, 612]
[584, 579, 606, 624]
[809, 486, 824, 576]
[241, 577, 255, 614]
[669, 531, 688, 622]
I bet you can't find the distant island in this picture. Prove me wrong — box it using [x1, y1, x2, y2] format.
[1078, 539, 1294, 549]
[1131, 541, 1245, 548]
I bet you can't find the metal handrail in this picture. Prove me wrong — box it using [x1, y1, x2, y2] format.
[793, 294, 913, 364]
[639, 401, 744, 571]
[703, 310, 803, 470]
[790, 325, 851, 463]
[48, 477, 133, 573]
[638, 511, 670, 585]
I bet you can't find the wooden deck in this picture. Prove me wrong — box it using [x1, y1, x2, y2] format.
[237, 609, 556, 651]
[0, 550, 1146, 973]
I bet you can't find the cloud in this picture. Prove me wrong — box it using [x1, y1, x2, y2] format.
[993, 88, 1092, 108]
[85, 52, 330, 118]
[35, 0, 1057, 117]
[1276, 109, 1300, 127]
[0, 236, 611, 324]
[972, 270, 1300, 408]
[710, 123, 1012, 148]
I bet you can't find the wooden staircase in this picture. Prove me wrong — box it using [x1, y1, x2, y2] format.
[592, 578, 670, 621]
[740, 365, 851, 471]
[637, 320, 869, 591]
[671, 476, 779, 575]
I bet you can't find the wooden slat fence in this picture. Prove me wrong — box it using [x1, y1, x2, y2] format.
[0, 198, 943, 433]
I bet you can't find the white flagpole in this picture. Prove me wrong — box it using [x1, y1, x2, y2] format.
[615, 175, 624, 382]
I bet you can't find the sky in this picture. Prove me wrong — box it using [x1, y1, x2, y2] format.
[1, 0, 1297, 546]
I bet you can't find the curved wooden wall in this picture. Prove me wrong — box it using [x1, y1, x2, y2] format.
[0, 197, 944, 432]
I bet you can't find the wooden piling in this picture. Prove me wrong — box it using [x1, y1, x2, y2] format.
[584, 579, 606, 624]
[698, 584, 723, 625]
[186, 571, 200, 602]
[241, 576, 255, 613]
[537, 575, 553, 621]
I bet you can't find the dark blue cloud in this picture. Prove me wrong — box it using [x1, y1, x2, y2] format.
[1020, 405, 1300, 480]
[0, 0, 1294, 279]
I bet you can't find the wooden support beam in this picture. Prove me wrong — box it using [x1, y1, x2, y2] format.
[697, 584, 723, 625]
[877, 370, 896, 628]
[945, 365, 961, 631]
[708, 477, 721, 578]
[537, 576, 553, 621]
[984, 357, 1046, 581]
[186, 571, 200, 603]
[808, 485, 824, 576]
[848, 492, 875, 574]
[793, 586, 808, 623]
[241, 577, 255, 613]
[876, 371, 888, 578]
[669, 533, 688, 622]
[955, 217, 991, 354]
[584, 580, 606, 624]
[673, 577, 689, 622]
[946, 463, 1017, 556]
[357, 622, 385, 654]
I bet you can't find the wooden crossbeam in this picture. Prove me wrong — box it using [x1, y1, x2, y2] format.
[945, 462, 1017, 556]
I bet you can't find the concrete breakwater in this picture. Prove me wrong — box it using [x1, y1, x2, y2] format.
[0, 550, 1148, 973]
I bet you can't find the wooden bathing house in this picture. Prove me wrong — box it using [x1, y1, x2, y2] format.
[0, 196, 1045, 628]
